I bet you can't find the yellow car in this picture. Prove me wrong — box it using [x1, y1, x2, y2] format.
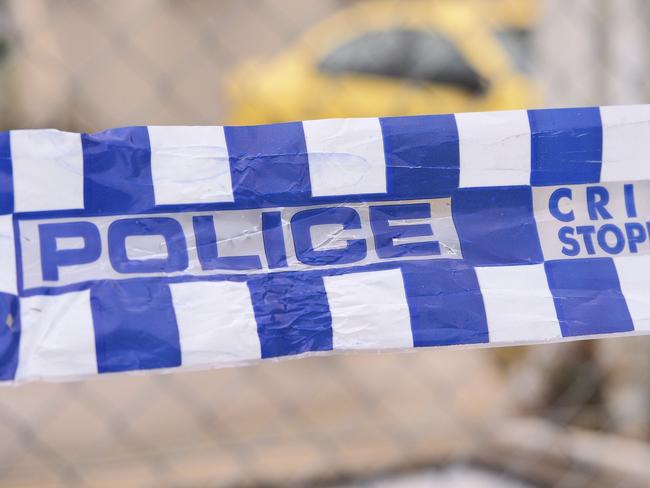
[226, 0, 538, 124]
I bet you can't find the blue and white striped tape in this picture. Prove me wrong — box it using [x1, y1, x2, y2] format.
[1, 105, 650, 382]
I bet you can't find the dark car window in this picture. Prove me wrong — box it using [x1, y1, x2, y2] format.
[319, 29, 486, 94]
[495, 28, 532, 74]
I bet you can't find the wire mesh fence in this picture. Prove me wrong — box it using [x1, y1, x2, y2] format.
[0, 0, 649, 486]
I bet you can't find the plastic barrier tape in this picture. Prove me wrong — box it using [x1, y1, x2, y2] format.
[2, 106, 650, 382]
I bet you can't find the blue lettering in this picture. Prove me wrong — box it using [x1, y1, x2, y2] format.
[369, 203, 440, 258]
[586, 186, 613, 220]
[576, 225, 597, 255]
[291, 207, 366, 265]
[624, 184, 637, 218]
[194, 215, 262, 270]
[549, 187, 574, 222]
[108, 217, 188, 274]
[625, 222, 646, 253]
[597, 224, 625, 255]
[558, 226, 580, 256]
[261, 212, 288, 269]
[39, 221, 101, 281]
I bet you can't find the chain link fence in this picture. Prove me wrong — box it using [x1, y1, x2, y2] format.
[0, 1, 649, 486]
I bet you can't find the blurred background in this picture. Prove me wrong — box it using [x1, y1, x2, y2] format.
[0, 0, 650, 486]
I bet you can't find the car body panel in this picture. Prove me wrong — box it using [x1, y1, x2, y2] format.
[226, 0, 538, 124]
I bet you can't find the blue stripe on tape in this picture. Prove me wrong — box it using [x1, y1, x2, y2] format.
[225, 122, 312, 207]
[83, 126, 155, 213]
[544, 258, 634, 337]
[90, 280, 181, 373]
[247, 272, 332, 358]
[452, 186, 543, 266]
[0, 292, 19, 380]
[380, 114, 459, 199]
[529, 107, 603, 186]
[0, 132, 13, 215]
[402, 260, 488, 347]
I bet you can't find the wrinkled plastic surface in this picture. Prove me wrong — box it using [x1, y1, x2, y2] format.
[2, 105, 650, 383]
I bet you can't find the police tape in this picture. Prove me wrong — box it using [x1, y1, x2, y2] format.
[2, 105, 650, 383]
